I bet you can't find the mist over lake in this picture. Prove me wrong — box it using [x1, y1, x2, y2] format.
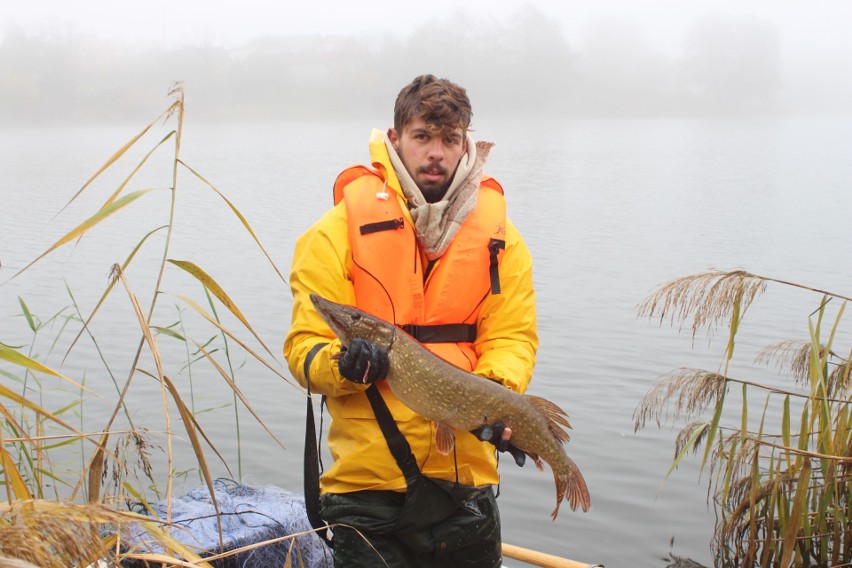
[2, 2, 851, 127]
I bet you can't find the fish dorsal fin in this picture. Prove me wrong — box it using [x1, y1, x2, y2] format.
[527, 395, 572, 444]
[434, 422, 456, 455]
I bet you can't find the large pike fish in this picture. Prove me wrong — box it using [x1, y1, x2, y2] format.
[310, 294, 591, 519]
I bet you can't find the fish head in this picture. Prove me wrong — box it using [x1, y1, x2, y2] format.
[310, 294, 396, 350]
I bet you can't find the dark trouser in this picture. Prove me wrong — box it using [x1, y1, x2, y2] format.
[320, 477, 502, 568]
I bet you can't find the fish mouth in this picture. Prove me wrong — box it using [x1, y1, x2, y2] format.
[310, 294, 347, 341]
[310, 293, 332, 320]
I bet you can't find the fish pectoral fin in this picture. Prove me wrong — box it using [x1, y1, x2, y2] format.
[434, 422, 456, 456]
[527, 452, 545, 472]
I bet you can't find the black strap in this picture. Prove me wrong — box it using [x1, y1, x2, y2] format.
[400, 323, 476, 344]
[365, 384, 422, 485]
[360, 217, 404, 235]
[488, 238, 505, 295]
[303, 342, 332, 547]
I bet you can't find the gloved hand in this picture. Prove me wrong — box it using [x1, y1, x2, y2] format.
[471, 421, 526, 467]
[336, 338, 390, 384]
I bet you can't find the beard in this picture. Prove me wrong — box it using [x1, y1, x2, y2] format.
[415, 163, 452, 202]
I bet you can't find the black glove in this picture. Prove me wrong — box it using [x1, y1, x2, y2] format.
[336, 338, 389, 384]
[471, 421, 526, 467]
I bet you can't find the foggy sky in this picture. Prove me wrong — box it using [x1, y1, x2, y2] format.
[1, 0, 851, 123]
[5, 0, 851, 55]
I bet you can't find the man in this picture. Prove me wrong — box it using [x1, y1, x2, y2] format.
[284, 74, 538, 567]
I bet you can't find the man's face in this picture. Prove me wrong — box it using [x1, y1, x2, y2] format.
[388, 117, 467, 203]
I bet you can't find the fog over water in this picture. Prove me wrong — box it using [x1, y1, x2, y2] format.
[1, 0, 851, 124]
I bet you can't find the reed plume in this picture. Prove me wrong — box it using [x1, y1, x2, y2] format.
[633, 368, 727, 432]
[637, 270, 767, 337]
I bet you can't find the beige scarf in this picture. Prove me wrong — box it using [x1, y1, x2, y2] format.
[385, 133, 493, 260]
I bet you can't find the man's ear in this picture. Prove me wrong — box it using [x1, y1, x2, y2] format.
[387, 128, 399, 148]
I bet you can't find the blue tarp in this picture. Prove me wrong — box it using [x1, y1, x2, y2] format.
[122, 480, 333, 568]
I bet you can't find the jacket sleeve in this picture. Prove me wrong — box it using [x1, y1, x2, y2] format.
[283, 203, 369, 398]
[473, 218, 538, 394]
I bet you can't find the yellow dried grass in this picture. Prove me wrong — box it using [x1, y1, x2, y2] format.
[0, 500, 135, 568]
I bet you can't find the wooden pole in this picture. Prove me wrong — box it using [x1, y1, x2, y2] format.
[502, 542, 602, 568]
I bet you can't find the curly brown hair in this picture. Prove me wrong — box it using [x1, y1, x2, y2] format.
[393, 75, 472, 134]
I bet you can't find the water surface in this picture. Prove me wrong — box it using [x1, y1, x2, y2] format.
[2, 116, 851, 566]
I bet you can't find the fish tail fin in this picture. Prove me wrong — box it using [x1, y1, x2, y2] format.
[552, 460, 592, 520]
[527, 395, 572, 443]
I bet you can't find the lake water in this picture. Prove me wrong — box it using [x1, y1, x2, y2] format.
[2, 114, 852, 567]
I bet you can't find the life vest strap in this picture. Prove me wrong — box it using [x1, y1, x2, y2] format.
[302, 342, 333, 547]
[488, 239, 505, 295]
[400, 323, 477, 344]
[359, 217, 404, 235]
[365, 384, 421, 485]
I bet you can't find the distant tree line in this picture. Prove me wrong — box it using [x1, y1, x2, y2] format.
[0, 7, 800, 125]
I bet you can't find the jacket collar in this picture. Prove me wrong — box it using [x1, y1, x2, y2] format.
[368, 129, 404, 199]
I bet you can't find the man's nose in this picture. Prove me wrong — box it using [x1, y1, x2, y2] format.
[426, 139, 444, 161]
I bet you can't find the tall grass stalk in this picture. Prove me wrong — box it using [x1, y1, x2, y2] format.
[636, 270, 852, 566]
[204, 286, 243, 481]
[0, 84, 306, 566]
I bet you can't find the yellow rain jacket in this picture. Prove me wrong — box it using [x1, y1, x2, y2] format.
[284, 129, 538, 494]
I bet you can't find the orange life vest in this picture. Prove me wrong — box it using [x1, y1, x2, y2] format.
[334, 165, 507, 370]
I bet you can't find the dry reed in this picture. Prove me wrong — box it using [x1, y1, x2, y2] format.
[633, 368, 727, 432]
[0, 500, 136, 568]
[637, 269, 852, 566]
[1, 84, 307, 566]
[637, 270, 768, 338]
